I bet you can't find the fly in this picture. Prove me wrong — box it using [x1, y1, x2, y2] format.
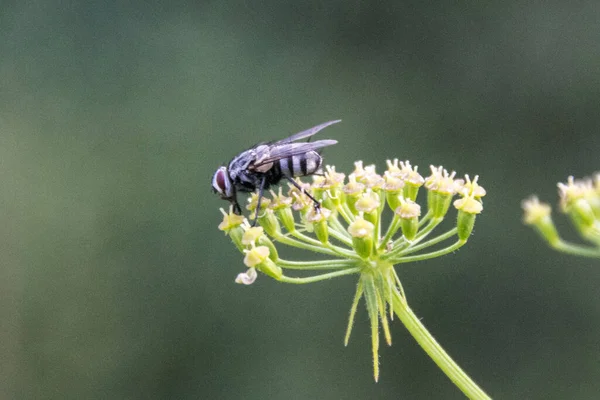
[212, 120, 340, 225]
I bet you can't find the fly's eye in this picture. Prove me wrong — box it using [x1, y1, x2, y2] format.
[212, 167, 232, 198]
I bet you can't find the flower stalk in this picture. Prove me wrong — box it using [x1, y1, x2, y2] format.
[218, 160, 489, 398]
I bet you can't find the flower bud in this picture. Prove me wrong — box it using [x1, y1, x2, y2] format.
[218, 207, 246, 232]
[456, 210, 476, 241]
[243, 245, 270, 267]
[307, 207, 331, 244]
[566, 198, 597, 231]
[258, 235, 279, 262]
[348, 216, 375, 259]
[427, 190, 453, 219]
[276, 207, 296, 232]
[343, 175, 366, 215]
[243, 245, 283, 279]
[355, 191, 381, 226]
[453, 195, 482, 240]
[257, 257, 283, 280]
[395, 198, 421, 241]
[384, 173, 404, 211]
[258, 208, 281, 236]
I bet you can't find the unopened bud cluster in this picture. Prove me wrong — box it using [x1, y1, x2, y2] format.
[523, 173, 600, 258]
[217, 159, 485, 382]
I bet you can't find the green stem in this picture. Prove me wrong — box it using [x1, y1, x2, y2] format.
[329, 216, 353, 242]
[389, 217, 443, 254]
[418, 209, 433, 227]
[273, 234, 341, 257]
[551, 240, 600, 258]
[344, 280, 364, 346]
[398, 228, 458, 256]
[391, 290, 491, 399]
[378, 214, 402, 251]
[278, 259, 358, 270]
[290, 231, 358, 258]
[392, 240, 466, 264]
[328, 225, 354, 247]
[277, 267, 361, 284]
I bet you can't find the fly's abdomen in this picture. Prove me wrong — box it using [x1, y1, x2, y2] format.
[278, 150, 322, 178]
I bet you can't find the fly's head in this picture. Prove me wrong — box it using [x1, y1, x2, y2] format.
[212, 166, 242, 214]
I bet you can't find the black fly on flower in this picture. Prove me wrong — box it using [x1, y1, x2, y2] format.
[211, 120, 341, 225]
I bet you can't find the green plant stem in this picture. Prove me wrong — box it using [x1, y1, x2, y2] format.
[391, 290, 491, 400]
[551, 240, 600, 258]
[273, 234, 341, 257]
[393, 239, 466, 264]
[290, 231, 358, 258]
[398, 228, 458, 256]
[277, 267, 361, 284]
[278, 259, 358, 270]
[378, 214, 402, 251]
[382, 224, 454, 261]
[328, 216, 353, 241]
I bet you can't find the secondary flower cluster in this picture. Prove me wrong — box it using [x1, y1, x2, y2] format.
[218, 159, 485, 384]
[523, 173, 600, 258]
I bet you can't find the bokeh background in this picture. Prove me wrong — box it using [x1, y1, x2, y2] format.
[2, 1, 600, 399]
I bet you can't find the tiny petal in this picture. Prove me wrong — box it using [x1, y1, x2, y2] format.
[453, 195, 483, 214]
[235, 268, 258, 285]
[460, 175, 487, 198]
[395, 198, 421, 219]
[243, 245, 270, 267]
[218, 207, 246, 232]
[399, 161, 424, 187]
[242, 226, 265, 246]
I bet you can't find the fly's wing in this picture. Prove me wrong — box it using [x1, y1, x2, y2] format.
[251, 139, 337, 170]
[272, 120, 341, 145]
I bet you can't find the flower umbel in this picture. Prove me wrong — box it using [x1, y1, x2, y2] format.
[523, 173, 600, 257]
[218, 160, 489, 399]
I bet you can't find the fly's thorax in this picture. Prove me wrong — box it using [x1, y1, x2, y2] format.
[278, 150, 323, 178]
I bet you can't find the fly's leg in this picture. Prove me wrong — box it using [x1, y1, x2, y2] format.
[284, 176, 321, 213]
[252, 176, 268, 226]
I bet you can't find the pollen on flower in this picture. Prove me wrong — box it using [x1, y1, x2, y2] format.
[218, 207, 246, 232]
[243, 245, 270, 268]
[558, 176, 594, 211]
[306, 206, 331, 223]
[320, 165, 345, 188]
[399, 161, 425, 187]
[351, 161, 367, 180]
[521, 196, 551, 224]
[241, 225, 264, 246]
[453, 195, 483, 214]
[459, 175, 487, 198]
[343, 174, 365, 196]
[269, 188, 293, 210]
[384, 173, 405, 192]
[395, 198, 421, 219]
[425, 166, 459, 195]
[362, 172, 385, 189]
[386, 158, 402, 175]
[246, 192, 271, 212]
[348, 215, 374, 238]
[355, 190, 381, 214]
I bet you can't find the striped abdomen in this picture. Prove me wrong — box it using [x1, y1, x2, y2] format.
[277, 150, 323, 178]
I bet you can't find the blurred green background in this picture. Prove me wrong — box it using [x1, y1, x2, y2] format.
[2, 1, 600, 399]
